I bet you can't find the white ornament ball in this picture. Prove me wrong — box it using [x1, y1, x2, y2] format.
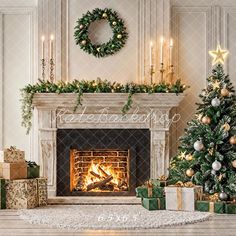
[211, 97, 220, 107]
[212, 160, 222, 171]
[194, 140, 204, 151]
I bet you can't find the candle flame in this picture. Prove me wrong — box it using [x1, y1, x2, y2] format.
[50, 34, 54, 41]
[41, 35, 45, 42]
[170, 38, 173, 47]
[150, 41, 153, 47]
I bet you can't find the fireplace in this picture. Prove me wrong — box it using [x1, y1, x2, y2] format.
[70, 149, 130, 193]
[32, 93, 184, 198]
[57, 129, 150, 196]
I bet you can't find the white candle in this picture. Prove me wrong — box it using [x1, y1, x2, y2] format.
[41, 35, 45, 59]
[169, 38, 173, 66]
[160, 36, 164, 64]
[50, 34, 54, 59]
[150, 41, 153, 66]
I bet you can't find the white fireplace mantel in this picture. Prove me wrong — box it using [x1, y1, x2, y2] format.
[32, 93, 185, 197]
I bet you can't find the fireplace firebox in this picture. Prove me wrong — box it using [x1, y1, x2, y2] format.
[57, 129, 150, 196]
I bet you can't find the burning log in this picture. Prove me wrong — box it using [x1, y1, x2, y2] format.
[99, 184, 114, 191]
[90, 171, 101, 179]
[87, 175, 113, 191]
[98, 165, 109, 177]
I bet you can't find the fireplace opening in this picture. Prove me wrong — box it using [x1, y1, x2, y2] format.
[70, 149, 130, 193]
[57, 129, 150, 196]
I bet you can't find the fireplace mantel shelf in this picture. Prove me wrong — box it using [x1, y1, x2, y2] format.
[32, 93, 185, 109]
[32, 92, 185, 197]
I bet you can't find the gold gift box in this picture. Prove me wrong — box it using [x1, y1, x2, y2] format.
[0, 162, 27, 180]
[0, 147, 25, 163]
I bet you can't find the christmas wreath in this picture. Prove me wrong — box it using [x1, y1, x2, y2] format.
[74, 8, 128, 58]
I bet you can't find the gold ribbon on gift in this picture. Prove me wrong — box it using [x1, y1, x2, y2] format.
[170, 181, 195, 188]
[145, 180, 153, 198]
[204, 193, 219, 202]
[177, 187, 183, 210]
[157, 198, 161, 209]
[209, 202, 215, 213]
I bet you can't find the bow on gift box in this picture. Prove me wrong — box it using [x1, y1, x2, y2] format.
[26, 161, 38, 168]
[159, 175, 168, 181]
[6, 146, 17, 152]
[172, 181, 195, 188]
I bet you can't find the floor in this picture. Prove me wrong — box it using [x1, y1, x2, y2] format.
[0, 209, 236, 236]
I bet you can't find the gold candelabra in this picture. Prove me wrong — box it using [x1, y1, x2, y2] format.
[49, 58, 55, 83]
[41, 58, 46, 80]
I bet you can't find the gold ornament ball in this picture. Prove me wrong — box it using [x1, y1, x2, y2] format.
[186, 168, 194, 177]
[201, 116, 211, 124]
[221, 88, 229, 97]
[185, 154, 193, 161]
[112, 21, 117, 26]
[117, 34, 122, 39]
[81, 40, 86, 45]
[102, 13, 107, 18]
[232, 160, 236, 168]
[229, 136, 236, 145]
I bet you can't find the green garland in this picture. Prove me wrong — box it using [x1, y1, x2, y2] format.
[74, 8, 128, 57]
[21, 78, 188, 134]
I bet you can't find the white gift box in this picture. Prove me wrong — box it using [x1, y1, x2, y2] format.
[165, 185, 203, 211]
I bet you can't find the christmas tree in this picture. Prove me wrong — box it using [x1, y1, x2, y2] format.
[169, 45, 236, 200]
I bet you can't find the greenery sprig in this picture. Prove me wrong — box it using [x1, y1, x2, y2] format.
[21, 78, 188, 134]
[74, 8, 128, 57]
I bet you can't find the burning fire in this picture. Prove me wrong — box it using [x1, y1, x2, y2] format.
[74, 160, 128, 192]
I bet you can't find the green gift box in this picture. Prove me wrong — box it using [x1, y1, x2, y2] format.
[136, 186, 164, 198]
[149, 179, 168, 187]
[142, 197, 165, 211]
[196, 201, 225, 214]
[27, 161, 40, 179]
[225, 203, 236, 214]
[0, 178, 6, 209]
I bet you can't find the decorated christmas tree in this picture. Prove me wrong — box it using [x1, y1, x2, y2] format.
[169, 45, 236, 200]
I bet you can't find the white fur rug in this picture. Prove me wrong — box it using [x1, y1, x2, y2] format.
[18, 205, 211, 230]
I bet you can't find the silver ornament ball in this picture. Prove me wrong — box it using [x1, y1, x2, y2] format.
[212, 160, 222, 171]
[194, 140, 204, 151]
[219, 192, 228, 201]
[211, 97, 220, 107]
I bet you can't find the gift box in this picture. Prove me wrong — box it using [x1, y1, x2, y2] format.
[6, 179, 38, 209]
[27, 161, 40, 179]
[165, 183, 203, 211]
[0, 146, 25, 163]
[0, 179, 6, 209]
[196, 200, 225, 214]
[36, 178, 47, 206]
[142, 197, 165, 210]
[225, 202, 236, 214]
[0, 162, 27, 180]
[136, 186, 164, 198]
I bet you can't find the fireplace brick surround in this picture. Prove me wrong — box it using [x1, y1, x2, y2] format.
[32, 93, 184, 197]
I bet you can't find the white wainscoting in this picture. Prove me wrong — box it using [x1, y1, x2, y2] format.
[0, 0, 38, 161]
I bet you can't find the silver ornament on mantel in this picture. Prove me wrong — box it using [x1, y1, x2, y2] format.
[211, 97, 220, 107]
[212, 160, 222, 171]
[194, 140, 204, 151]
[219, 192, 228, 201]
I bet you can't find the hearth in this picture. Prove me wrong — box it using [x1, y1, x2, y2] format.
[57, 129, 150, 196]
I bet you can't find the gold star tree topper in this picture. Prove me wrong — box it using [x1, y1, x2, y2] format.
[209, 45, 229, 65]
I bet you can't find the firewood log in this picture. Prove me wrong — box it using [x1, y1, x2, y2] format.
[86, 175, 113, 191]
[98, 165, 109, 177]
[90, 171, 101, 179]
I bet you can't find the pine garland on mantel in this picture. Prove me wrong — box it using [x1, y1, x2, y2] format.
[20, 78, 188, 134]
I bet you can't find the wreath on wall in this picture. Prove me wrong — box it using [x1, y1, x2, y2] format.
[74, 8, 128, 58]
